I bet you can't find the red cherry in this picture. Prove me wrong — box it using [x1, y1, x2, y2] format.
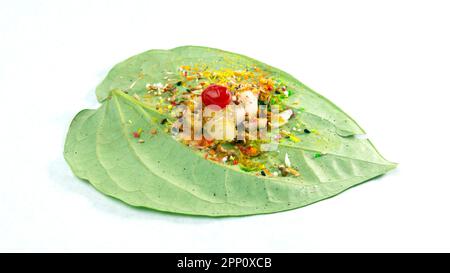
[201, 84, 232, 108]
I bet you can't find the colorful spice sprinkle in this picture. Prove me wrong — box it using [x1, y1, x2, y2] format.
[314, 153, 322, 158]
[140, 64, 308, 177]
[239, 146, 260, 157]
[289, 135, 300, 143]
[133, 128, 143, 138]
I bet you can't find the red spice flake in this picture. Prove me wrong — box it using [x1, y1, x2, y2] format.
[239, 146, 260, 157]
[183, 71, 188, 77]
[267, 85, 273, 91]
[233, 159, 238, 165]
[170, 101, 177, 106]
[197, 137, 214, 147]
[133, 128, 143, 138]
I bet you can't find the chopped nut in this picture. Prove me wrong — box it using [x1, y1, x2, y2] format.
[163, 83, 175, 92]
[278, 164, 299, 177]
[146, 83, 163, 91]
[286, 167, 300, 176]
[216, 144, 227, 154]
[278, 165, 289, 177]
[191, 85, 203, 90]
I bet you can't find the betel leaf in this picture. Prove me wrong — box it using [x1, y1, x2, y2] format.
[64, 46, 396, 216]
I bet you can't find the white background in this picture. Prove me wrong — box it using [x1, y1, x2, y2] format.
[1, 0, 449, 252]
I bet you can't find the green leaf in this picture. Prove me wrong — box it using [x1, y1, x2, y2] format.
[64, 46, 396, 216]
